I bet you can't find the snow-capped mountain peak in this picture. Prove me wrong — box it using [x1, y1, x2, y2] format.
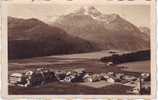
[76, 6, 121, 24]
[53, 6, 150, 51]
[77, 6, 102, 16]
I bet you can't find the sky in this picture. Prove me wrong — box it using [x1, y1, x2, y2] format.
[8, 3, 150, 27]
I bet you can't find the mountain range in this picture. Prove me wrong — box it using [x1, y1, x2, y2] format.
[8, 6, 150, 59]
[139, 26, 150, 40]
[53, 6, 150, 51]
[8, 17, 97, 59]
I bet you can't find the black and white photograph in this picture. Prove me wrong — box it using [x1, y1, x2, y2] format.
[7, 3, 152, 95]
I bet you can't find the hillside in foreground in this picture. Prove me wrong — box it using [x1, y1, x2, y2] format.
[8, 17, 98, 59]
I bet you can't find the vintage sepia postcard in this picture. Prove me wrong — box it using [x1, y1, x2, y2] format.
[1, 0, 156, 99]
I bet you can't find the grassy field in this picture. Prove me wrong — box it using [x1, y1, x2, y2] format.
[9, 82, 133, 95]
[117, 60, 150, 73]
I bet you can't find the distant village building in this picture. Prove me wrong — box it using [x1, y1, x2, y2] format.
[9, 73, 26, 86]
[115, 73, 124, 79]
[8, 67, 151, 95]
[122, 75, 137, 81]
[107, 78, 115, 83]
[106, 62, 113, 66]
[83, 74, 93, 82]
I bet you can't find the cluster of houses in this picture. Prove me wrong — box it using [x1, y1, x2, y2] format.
[9, 67, 150, 94]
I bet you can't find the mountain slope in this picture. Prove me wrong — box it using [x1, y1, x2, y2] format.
[139, 26, 150, 41]
[8, 17, 98, 59]
[53, 6, 150, 51]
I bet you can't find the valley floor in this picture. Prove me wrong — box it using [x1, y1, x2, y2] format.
[8, 51, 150, 95]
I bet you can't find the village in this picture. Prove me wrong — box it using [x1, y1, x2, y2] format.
[9, 66, 150, 95]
